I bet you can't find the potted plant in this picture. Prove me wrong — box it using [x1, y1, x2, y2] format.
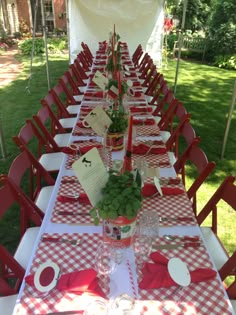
[105, 79, 129, 150]
[90, 170, 143, 246]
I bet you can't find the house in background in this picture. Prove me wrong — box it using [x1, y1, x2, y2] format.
[0, 0, 67, 37]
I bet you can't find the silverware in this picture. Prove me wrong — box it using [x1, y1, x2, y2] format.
[56, 211, 90, 216]
[44, 311, 81, 315]
[41, 237, 80, 246]
[160, 216, 194, 222]
[163, 235, 200, 242]
[152, 242, 201, 250]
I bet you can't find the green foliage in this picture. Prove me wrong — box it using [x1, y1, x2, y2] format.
[90, 170, 143, 224]
[18, 37, 68, 55]
[106, 108, 128, 133]
[213, 55, 236, 70]
[207, 0, 236, 57]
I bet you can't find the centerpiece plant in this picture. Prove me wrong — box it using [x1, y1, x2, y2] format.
[90, 169, 143, 225]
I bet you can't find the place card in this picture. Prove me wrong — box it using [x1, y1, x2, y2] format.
[82, 105, 112, 136]
[72, 148, 109, 207]
[92, 70, 108, 90]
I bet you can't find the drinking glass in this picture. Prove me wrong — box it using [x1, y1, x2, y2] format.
[132, 227, 152, 271]
[84, 297, 108, 315]
[95, 242, 116, 276]
[139, 210, 159, 239]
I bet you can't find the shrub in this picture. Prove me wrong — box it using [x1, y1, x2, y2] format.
[18, 37, 68, 55]
[213, 55, 236, 70]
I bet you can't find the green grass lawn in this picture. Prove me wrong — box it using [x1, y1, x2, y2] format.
[0, 53, 235, 257]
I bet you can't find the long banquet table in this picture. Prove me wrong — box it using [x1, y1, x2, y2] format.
[12, 42, 235, 315]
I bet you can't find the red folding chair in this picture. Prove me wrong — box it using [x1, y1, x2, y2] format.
[0, 174, 42, 296]
[174, 139, 215, 215]
[33, 106, 71, 151]
[7, 149, 55, 214]
[141, 64, 158, 88]
[41, 91, 77, 131]
[13, 119, 65, 174]
[196, 175, 236, 307]
[59, 72, 84, 106]
[73, 57, 90, 80]
[132, 44, 143, 67]
[81, 41, 94, 64]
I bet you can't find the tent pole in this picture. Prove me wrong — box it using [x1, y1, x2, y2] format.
[26, 0, 38, 93]
[40, 0, 50, 90]
[0, 115, 7, 159]
[221, 80, 236, 159]
[173, 0, 188, 96]
[66, 0, 71, 64]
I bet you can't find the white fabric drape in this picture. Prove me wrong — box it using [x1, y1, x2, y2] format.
[68, 0, 164, 63]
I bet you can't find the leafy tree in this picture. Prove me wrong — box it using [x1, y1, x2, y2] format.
[169, 0, 211, 33]
[208, 0, 236, 56]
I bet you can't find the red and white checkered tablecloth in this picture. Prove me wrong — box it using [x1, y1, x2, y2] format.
[135, 124, 160, 137]
[64, 145, 111, 170]
[135, 237, 232, 315]
[51, 176, 95, 225]
[72, 123, 97, 136]
[15, 233, 108, 315]
[137, 178, 197, 227]
[132, 150, 171, 168]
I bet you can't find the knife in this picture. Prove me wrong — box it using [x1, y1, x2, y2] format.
[152, 242, 201, 250]
[45, 311, 82, 315]
[56, 211, 90, 216]
[160, 216, 194, 222]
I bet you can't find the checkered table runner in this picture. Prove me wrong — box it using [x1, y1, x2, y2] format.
[135, 123, 160, 137]
[15, 233, 109, 315]
[132, 148, 171, 168]
[138, 178, 197, 227]
[51, 176, 95, 224]
[135, 237, 232, 315]
[64, 144, 111, 170]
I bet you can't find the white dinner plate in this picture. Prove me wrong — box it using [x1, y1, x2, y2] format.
[167, 257, 191, 287]
[34, 261, 60, 293]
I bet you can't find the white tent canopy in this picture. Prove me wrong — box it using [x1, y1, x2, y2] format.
[68, 0, 164, 64]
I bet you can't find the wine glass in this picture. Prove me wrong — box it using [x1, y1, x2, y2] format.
[95, 241, 116, 276]
[139, 210, 159, 239]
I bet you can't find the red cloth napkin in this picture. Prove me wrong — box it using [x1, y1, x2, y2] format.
[25, 268, 106, 297]
[133, 118, 155, 125]
[94, 60, 106, 65]
[129, 90, 142, 97]
[139, 252, 217, 289]
[132, 81, 141, 87]
[57, 193, 91, 205]
[142, 183, 185, 197]
[129, 106, 153, 113]
[76, 121, 91, 129]
[132, 144, 167, 155]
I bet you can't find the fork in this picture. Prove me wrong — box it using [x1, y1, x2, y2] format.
[41, 236, 80, 246]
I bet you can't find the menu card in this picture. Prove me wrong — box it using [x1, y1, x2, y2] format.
[93, 70, 108, 90]
[82, 105, 112, 136]
[72, 148, 109, 206]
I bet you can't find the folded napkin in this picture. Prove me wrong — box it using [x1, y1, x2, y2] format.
[142, 183, 185, 197]
[129, 106, 153, 113]
[132, 81, 141, 87]
[133, 118, 155, 126]
[62, 144, 102, 156]
[94, 60, 106, 66]
[80, 107, 92, 113]
[76, 121, 91, 129]
[139, 252, 217, 289]
[57, 193, 91, 205]
[132, 144, 167, 155]
[130, 90, 142, 97]
[25, 268, 105, 297]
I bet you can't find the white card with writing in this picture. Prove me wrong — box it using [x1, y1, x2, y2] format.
[82, 106, 112, 136]
[93, 70, 108, 91]
[72, 148, 109, 206]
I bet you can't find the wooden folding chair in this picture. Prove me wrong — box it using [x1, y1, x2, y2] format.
[174, 139, 215, 215]
[132, 44, 143, 67]
[0, 174, 42, 295]
[196, 175, 236, 309]
[7, 149, 55, 214]
[59, 72, 84, 106]
[33, 106, 71, 151]
[13, 119, 65, 174]
[81, 41, 94, 64]
[41, 91, 77, 131]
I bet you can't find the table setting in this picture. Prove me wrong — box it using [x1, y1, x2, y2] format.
[12, 29, 235, 315]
